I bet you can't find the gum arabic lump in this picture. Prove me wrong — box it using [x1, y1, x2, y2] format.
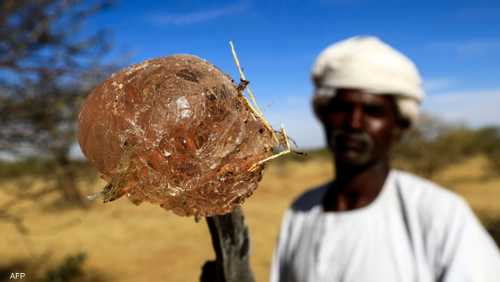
[78, 55, 276, 217]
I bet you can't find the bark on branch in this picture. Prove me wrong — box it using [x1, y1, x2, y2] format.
[201, 207, 255, 282]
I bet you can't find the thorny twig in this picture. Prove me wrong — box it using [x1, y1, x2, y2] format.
[248, 124, 292, 171]
[229, 42, 301, 171]
[229, 41, 280, 145]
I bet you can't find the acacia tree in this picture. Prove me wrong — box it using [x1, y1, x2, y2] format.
[473, 127, 500, 175]
[0, 0, 113, 206]
[393, 114, 477, 178]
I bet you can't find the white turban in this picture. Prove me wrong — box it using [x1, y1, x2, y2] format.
[312, 36, 425, 126]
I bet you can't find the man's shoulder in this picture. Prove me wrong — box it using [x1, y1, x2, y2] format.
[393, 169, 470, 225]
[393, 169, 464, 203]
[289, 183, 330, 212]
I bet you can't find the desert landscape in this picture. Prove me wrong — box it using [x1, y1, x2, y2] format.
[1, 154, 499, 282]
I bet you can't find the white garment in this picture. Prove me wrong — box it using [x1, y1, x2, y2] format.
[270, 170, 500, 282]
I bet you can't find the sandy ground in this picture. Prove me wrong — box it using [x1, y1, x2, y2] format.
[1, 156, 499, 282]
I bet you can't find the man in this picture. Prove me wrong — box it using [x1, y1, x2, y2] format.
[270, 36, 500, 282]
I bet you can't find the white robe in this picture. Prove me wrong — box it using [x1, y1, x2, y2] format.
[270, 170, 500, 282]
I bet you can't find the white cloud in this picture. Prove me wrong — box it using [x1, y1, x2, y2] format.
[427, 39, 500, 57]
[147, 2, 249, 26]
[423, 89, 500, 127]
[456, 40, 500, 56]
[264, 89, 500, 149]
[423, 78, 454, 93]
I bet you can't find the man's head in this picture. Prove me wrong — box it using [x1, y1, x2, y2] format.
[315, 88, 405, 167]
[311, 36, 424, 167]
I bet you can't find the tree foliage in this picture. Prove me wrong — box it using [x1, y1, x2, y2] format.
[393, 114, 500, 178]
[0, 0, 114, 205]
[0, 0, 112, 156]
[472, 127, 500, 174]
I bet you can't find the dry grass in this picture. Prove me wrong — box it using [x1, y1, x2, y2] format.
[0, 156, 498, 281]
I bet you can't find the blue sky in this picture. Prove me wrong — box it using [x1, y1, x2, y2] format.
[84, 0, 500, 149]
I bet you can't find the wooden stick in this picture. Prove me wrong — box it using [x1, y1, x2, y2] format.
[200, 208, 255, 282]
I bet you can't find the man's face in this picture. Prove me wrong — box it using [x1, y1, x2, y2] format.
[317, 89, 402, 167]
